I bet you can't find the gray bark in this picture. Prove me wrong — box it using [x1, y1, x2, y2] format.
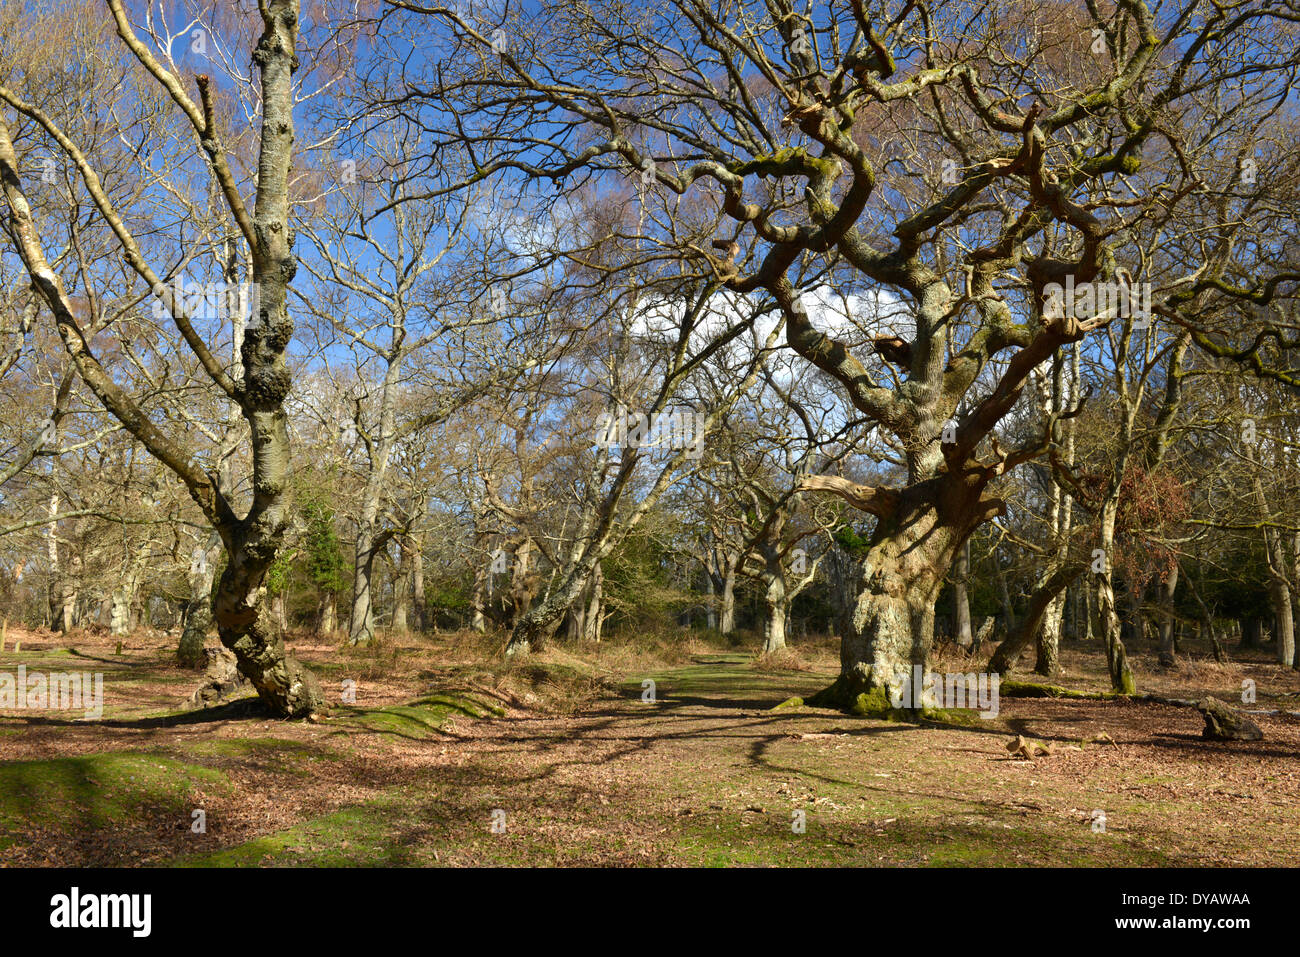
[1156, 565, 1179, 667]
[178, 540, 218, 668]
[392, 536, 411, 633]
[411, 532, 426, 631]
[719, 566, 736, 635]
[349, 526, 383, 645]
[1097, 504, 1136, 694]
[759, 540, 789, 653]
[952, 539, 973, 647]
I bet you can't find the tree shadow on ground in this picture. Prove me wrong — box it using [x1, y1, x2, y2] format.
[0, 696, 271, 729]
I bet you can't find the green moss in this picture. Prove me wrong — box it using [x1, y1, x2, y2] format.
[180, 801, 418, 867]
[921, 707, 988, 728]
[182, 737, 303, 757]
[1001, 680, 1124, 700]
[418, 692, 505, 718]
[849, 687, 898, 717]
[833, 523, 873, 555]
[726, 146, 836, 181]
[671, 813, 1175, 868]
[330, 692, 502, 741]
[770, 696, 804, 711]
[804, 153, 840, 179]
[1116, 670, 1138, 696]
[0, 752, 231, 841]
[807, 674, 904, 719]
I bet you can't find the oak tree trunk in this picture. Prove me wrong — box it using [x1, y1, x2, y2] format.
[349, 528, 380, 646]
[1157, 565, 1179, 667]
[807, 499, 968, 715]
[719, 566, 736, 635]
[1034, 594, 1063, 676]
[760, 544, 788, 653]
[178, 544, 217, 668]
[1096, 504, 1136, 693]
[411, 533, 426, 631]
[951, 539, 973, 648]
[1269, 579, 1295, 667]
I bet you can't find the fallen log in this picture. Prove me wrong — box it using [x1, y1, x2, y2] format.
[1196, 696, 1264, 741]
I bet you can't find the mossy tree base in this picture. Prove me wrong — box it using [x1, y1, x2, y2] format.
[805, 674, 919, 720]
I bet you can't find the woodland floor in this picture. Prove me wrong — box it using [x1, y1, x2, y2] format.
[0, 623, 1297, 867]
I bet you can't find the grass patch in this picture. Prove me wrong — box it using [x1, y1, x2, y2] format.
[0, 751, 231, 848]
[179, 800, 421, 867]
[329, 692, 503, 741]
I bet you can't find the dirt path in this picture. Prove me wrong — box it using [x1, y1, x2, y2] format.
[2, 636, 1298, 866]
[391, 656, 1300, 866]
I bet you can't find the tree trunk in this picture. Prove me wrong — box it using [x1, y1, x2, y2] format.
[391, 537, 411, 634]
[1096, 503, 1136, 694]
[704, 569, 717, 630]
[994, 550, 1017, 636]
[1157, 565, 1179, 667]
[990, 562, 1084, 675]
[952, 539, 973, 647]
[1034, 594, 1063, 676]
[61, 533, 83, 633]
[762, 595, 788, 652]
[411, 532, 426, 631]
[806, 501, 969, 715]
[1098, 576, 1136, 694]
[1122, 578, 1144, 646]
[213, 538, 322, 717]
[178, 543, 217, 668]
[0, 39, 321, 716]
[1268, 578, 1295, 667]
[760, 543, 788, 653]
[719, 565, 736, 635]
[47, 493, 79, 633]
[582, 561, 603, 642]
[506, 556, 594, 655]
[204, 0, 322, 716]
[318, 592, 337, 636]
[46, 492, 60, 629]
[826, 547, 864, 643]
[1084, 579, 1098, 640]
[1183, 564, 1226, 663]
[1063, 584, 1079, 641]
[59, 585, 77, 633]
[566, 595, 586, 643]
[1292, 531, 1300, 670]
[1032, 353, 1068, 678]
[109, 587, 130, 638]
[807, 574, 936, 713]
[349, 526, 380, 645]
[471, 545, 489, 633]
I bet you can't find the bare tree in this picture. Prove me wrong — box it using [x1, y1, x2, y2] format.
[0, 0, 373, 714]
[389, 0, 1300, 708]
